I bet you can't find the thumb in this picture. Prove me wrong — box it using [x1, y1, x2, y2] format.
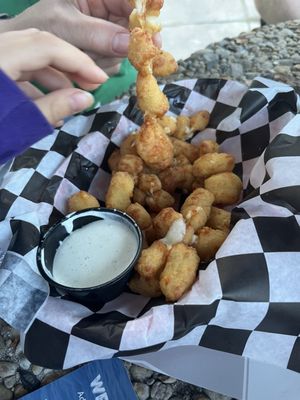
[72, 15, 130, 57]
[34, 89, 94, 126]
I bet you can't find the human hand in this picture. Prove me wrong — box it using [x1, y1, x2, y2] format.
[0, 29, 108, 126]
[0, 0, 134, 76]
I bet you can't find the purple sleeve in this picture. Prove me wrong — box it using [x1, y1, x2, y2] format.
[0, 70, 53, 164]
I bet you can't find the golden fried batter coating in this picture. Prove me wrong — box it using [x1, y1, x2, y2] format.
[120, 133, 139, 156]
[136, 117, 174, 171]
[138, 173, 162, 194]
[128, 28, 158, 73]
[133, 187, 147, 206]
[182, 224, 195, 246]
[204, 172, 242, 205]
[159, 164, 193, 193]
[158, 115, 177, 135]
[192, 153, 235, 179]
[145, 189, 175, 212]
[181, 188, 215, 230]
[190, 110, 210, 132]
[146, 0, 164, 14]
[191, 180, 204, 191]
[68, 191, 100, 213]
[181, 205, 207, 231]
[136, 73, 169, 116]
[181, 188, 215, 216]
[105, 171, 134, 211]
[152, 207, 182, 238]
[128, 272, 162, 297]
[108, 150, 121, 172]
[172, 138, 199, 163]
[173, 154, 191, 166]
[160, 243, 200, 302]
[126, 202, 152, 230]
[196, 226, 228, 262]
[136, 240, 168, 279]
[206, 207, 231, 232]
[199, 140, 219, 156]
[117, 154, 144, 180]
[153, 50, 178, 77]
[144, 223, 158, 245]
[174, 115, 191, 140]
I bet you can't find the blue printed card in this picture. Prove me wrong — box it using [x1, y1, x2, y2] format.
[21, 359, 137, 400]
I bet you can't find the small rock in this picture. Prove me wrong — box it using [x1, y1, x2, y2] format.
[150, 382, 173, 400]
[292, 55, 300, 63]
[130, 365, 153, 382]
[202, 53, 219, 69]
[278, 59, 293, 66]
[293, 64, 300, 72]
[230, 63, 243, 79]
[0, 384, 13, 400]
[193, 395, 210, 400]
[274, 65, 291, 75]
[215, 48, 230, 59]
[18, 369, 40, 391]
[31, 365, 44, 376]
[203, 389, 232, 400]
[133, 382, 150, 400]
[19, 356, 31, 371]
[145, 377, 155, 385]
[4, 375, 17, 390]
[157, 375, 177, 384]
[171, 380, 195, 396]
[0, 362, 18, 379]
[14, 384, 28, 399]
[280, 28, 295, 37]
[0, 335, 6, 355]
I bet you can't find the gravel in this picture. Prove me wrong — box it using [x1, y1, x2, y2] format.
[2, 19, 300, 400]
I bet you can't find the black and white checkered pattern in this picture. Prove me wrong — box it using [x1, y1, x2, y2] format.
[1, 78, 300, 373]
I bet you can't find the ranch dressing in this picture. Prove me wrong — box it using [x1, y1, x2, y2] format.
[52, 219, 138, 288]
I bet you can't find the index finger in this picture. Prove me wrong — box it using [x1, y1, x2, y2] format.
[2, 30, 108, 85]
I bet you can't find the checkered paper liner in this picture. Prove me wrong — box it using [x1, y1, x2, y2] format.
[1, 77, 300, 373]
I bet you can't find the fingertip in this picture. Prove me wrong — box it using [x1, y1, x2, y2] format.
[69, 91, 94, 113]
[92, 65, 109, 83]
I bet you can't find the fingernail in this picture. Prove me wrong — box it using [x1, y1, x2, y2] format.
[69, 91, 94, 112]
[112, 33, 130, 55]
[93, 67, 109, 82]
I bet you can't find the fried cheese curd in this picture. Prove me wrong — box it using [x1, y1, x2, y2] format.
[136, 240, 168, 279]
[136, 117, 174, 171]
[128, 28, 158, 73]
[196, 227, 228, 262]
[153, 50, 178, 77]
[204, 172, 243, 205]
[67, 191, 100, 213]
[128, 272, 162, 297]
[126, 202, 152, 230]
[136, 73, 169, 116]
[105, 171, 134, 211]
[129, 0, 164, 34]
[160, 243, 200, 302]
